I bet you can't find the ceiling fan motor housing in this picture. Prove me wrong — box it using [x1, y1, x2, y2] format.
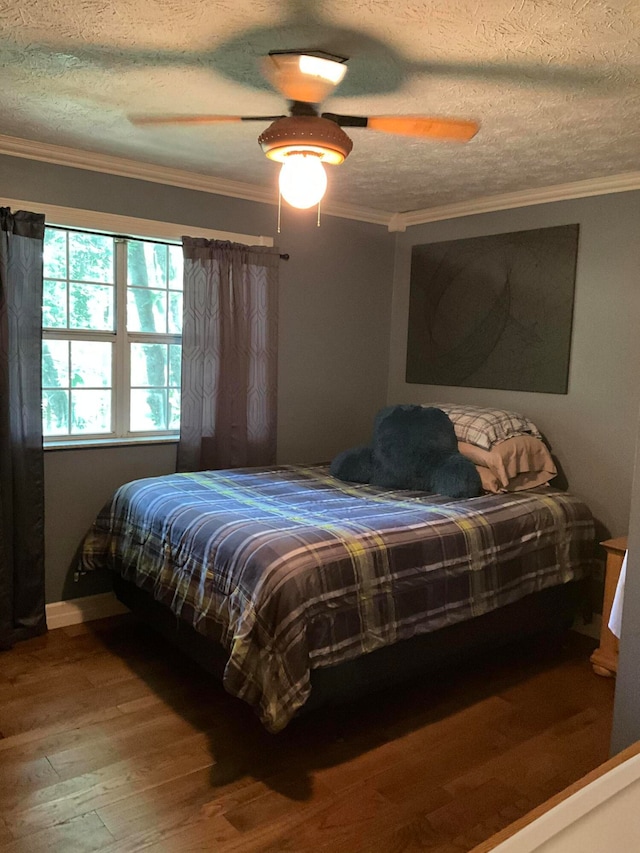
[258, 116, 353, 165]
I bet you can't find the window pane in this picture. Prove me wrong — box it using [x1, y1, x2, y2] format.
[168, 292, 182, 334]
[43, 280, 68, 328]
[71, 341, 111, 388]
[168, 246, 183, 291]
[130, 389, 167, 431]
[42, 227, 183, 443]
[42, 340, 69, 388]
[169, 344, 181, 387]
[69, 233, 114, 283]
[43, 229, 67, 279]
[128, 242, 167, 288]
[70, 282, 114, 330]
[168, 388, 181, 431]
[71, 390, 111, 433]
[127, 288, 166, 333]
[43, 390, 69, 435]
[131, 343, 167, 387]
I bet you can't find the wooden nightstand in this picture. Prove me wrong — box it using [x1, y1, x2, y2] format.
[590, 536, 627, 677]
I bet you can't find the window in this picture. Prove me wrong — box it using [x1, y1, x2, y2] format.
[42, 227, 183, 442]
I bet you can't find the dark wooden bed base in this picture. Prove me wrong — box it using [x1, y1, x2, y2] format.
[113, 574, 584, 720]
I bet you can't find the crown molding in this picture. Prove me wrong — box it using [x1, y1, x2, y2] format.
[0, 133, 393, 228]
[3, 134, 637, 232]
[0, 133, 275, 202]
[399, 171, 640, 228]
[387, 213, 407, 233]
[315, 200, 392, 227]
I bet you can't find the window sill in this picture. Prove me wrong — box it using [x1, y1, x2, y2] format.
[43, 435, 180, 451]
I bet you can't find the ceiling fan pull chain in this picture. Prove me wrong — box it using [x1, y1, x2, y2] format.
[317, 199, 321, 228]
[277, 190, 282, 234]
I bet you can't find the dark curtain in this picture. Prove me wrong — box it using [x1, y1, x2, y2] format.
[177, 238, 279, 472]
[0, 207, 47, 649]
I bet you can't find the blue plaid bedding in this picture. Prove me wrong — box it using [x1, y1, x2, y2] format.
[79, 465, 594, 731]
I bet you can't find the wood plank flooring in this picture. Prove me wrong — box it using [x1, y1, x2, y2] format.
[0, 616, 615, 852]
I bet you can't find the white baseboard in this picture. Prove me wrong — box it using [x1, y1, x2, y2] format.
[46, 592, 129, 630]
[572, 613, 602, 641]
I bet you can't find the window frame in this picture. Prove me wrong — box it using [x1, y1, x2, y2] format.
[8, 197, 273, 448]
[43, 232, 185, 443]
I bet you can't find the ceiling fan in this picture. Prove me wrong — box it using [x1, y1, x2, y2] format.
[131, 50, 480, 209]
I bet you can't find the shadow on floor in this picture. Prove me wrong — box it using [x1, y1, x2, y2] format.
[85, 614, 604, 803]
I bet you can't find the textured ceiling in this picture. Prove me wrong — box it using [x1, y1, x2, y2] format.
[1, 0, 640, 214]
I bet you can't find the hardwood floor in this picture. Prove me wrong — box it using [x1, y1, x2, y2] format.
[0, 616, 615, 852]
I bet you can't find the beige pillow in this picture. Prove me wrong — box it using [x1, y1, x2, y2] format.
[460, 435, 557, 492]
[476, 466, 503, 494]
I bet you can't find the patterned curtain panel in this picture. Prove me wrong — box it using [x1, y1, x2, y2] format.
[177, 238, 280, 472]
[0, 207, 47, 650]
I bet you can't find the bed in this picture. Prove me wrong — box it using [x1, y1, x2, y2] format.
[79, 462, 595, 732]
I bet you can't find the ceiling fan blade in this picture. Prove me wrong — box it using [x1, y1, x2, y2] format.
[323, 113, 480, 141]
[261, 51, 348, 104]
[130, 114, 285, 126]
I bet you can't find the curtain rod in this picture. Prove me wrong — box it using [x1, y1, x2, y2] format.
[51, 224, 289, 259]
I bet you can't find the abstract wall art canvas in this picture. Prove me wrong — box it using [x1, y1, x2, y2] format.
[405, 224, 580, 394]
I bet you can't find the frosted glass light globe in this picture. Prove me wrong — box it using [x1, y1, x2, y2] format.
[279, 154, 327, 209]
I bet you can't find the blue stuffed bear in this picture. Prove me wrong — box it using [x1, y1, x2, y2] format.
[330, 404, 482, 500]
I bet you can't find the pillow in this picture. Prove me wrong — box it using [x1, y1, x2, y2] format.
[459, 435, 557, 492]
[475, 466, 554, 494]
[476, 465, 503, 494]
[434, 403, 543, 451]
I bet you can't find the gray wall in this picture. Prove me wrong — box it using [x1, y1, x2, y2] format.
[390, 192, 640, 755]
[387, 191, 640, 540]
[0, 154, 395, 602]
[45, 443, 178, 601]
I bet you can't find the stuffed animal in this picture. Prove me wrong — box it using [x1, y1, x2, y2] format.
[330, 404, 482, 500]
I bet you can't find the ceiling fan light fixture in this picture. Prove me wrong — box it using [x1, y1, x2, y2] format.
[259, 116, 353, 165]
[278, 152, 328, 210]
[262, 51, 348, 103]
[265, 143, 344, 165]
[298, 54, 347, 86]
[132, 48, 481, 221]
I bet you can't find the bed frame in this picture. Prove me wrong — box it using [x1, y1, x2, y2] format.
[113, 574, 584, 719]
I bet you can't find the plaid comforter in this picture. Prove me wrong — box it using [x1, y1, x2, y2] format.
[79, 465, 594, 732]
